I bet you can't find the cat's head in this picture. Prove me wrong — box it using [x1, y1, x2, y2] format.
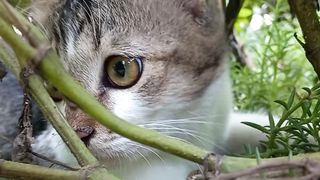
[31, 0, 229, 165]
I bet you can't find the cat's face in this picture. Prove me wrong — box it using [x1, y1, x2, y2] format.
[32, 0, 228, 165]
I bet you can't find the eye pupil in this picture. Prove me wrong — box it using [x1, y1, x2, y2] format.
[114, 61, 126, 77]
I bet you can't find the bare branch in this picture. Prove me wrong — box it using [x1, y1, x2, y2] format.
[225, 0, 252, 68]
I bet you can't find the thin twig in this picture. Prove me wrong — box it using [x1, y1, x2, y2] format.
[12, 92, 33, 163]
[225, 0, 252, 68]
[29, 151, 80, 171]
[0, 134, 13, 144]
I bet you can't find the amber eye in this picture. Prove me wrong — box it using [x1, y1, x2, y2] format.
[104, 56, 143, 88]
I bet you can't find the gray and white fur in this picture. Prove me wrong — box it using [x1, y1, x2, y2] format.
[0, 0, 266, 179]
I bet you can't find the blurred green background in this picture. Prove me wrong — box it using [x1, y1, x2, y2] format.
[230, 0, 316, 116]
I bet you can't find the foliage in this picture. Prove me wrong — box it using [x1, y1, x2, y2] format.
[231, 0, 316, 115]
[243, 84, 320, 158]
[232, 0, 320, 158]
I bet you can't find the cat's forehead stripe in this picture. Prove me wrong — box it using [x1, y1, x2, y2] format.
[57, 0, 102, 50]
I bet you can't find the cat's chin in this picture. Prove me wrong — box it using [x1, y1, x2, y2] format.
[86, 136, 156, 168]
[32, 126, 148, 168]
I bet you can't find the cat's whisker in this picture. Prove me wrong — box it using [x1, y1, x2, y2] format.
[196, 163, 204, 174]
[143, 120, 207, 127]
[164, 130, 226, 152]
[119, 146, 136, 162]
[114, 151, 123, 171]
[148, 117, 205, 122]
[172, 131, 207, 147]
[145, 114, 228, 126]
[119, 148, 142, 172]
[135, 148, 152, 168]
[143, 123, 214, 140]
[145, 123, 222, 148]
[187, 112, 228, 120]
[128, 142, 165, 164]
[144, 119, 215, 126]
[146, 124, 210, 146]
[159, 130, 209, 147]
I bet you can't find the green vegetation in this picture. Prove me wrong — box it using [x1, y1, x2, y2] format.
[232, 0, 315, 115]
[231, 0, 320, 157]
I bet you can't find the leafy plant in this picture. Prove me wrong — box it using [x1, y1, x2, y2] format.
[231, 0, 315, 115]
[231, 0, 320, 158]
[243, 84, 320, 158]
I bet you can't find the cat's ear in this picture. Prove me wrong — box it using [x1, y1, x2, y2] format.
[179, 0, 225, 25]
[29, 0, 64, 27]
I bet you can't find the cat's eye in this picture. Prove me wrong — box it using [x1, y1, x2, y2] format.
[104, 56, 143, 88]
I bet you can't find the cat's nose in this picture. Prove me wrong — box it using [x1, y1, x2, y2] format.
[75, 125, 95, 144]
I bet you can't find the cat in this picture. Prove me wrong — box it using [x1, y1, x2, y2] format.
[0, 0, 266, 179]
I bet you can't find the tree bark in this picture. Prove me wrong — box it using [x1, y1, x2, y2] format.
[289, 0, 320, 78]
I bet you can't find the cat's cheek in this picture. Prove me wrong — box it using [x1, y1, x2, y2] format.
[108, 90, 151, 124]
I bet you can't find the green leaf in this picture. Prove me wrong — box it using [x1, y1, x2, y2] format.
[295, 143, 319, 149]
[268, 112, 275, 128]
[275, 139, 289, 149]
[311, 83, 320, 91]
[238, 8, 253, 18]
[301, 100, 312, 117]
[259, 141, 268, 149]
[302, 87, 312, 96]
[242, 122, 269, 133]
[290, 130, 309, 142]
[312, 89, 320, 96]
[312, 100, 320, 114]
[287, 89, 296, 109]
[274, 100, 289, 110]
[300, 126, 314, 136]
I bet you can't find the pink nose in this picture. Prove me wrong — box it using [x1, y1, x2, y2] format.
[75, 125, 95, 144]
